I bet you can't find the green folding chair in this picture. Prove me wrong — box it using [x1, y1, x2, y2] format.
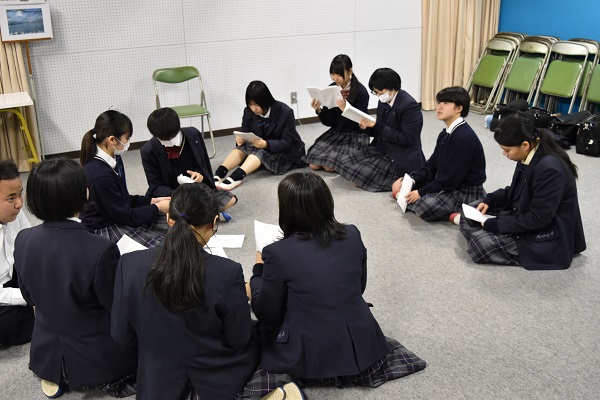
[152, 66, 216, 158]
[581, 64, 600, 113]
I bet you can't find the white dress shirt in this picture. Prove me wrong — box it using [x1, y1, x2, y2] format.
[0, 212, 31, 306]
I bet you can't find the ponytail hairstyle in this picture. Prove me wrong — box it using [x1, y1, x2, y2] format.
[278, 172, 346, 247]
[80, 110, 133, 165]
[146, 183, 219, 311]
[494, 114, 578, 178]
[329, 54, 360, 103]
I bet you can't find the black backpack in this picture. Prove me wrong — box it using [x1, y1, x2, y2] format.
[576, 116, 600, 156]
[490, 99, 529, 131]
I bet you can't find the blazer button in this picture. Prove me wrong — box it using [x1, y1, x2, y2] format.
[513, 208, 517, 212]
[516, 235, 520, 239]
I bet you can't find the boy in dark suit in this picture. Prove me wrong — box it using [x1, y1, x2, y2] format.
[0, 160, 34, 346]
[141, 107, 236, 221]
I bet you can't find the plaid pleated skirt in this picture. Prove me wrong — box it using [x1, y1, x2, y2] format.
[95, 214, 168, 248]
[337, 146, 397, 192]
[233, 336, 426, 399]
[407, 185, 486, 222]
[459, 206, 520, 265]
[304, 128, 369, 172]
[238, 143, 301, 175]
[215, 188, 236, 210]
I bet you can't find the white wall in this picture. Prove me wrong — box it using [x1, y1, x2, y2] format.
[30, 0, 422, 155]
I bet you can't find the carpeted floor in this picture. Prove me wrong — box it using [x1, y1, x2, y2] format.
[1, 110, 598, 400]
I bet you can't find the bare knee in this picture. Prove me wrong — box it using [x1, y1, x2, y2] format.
[309, 164, 321, 171]
[323, 166, 335, 172]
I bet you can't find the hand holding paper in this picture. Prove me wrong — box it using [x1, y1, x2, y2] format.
[462, 203, 496, 223]
[341, 102, 376, 124]
[254, 220, 283, 252]
[306, 86, 343, 109]
[233, 131, 261, 141]
[396, 174, 414, 212]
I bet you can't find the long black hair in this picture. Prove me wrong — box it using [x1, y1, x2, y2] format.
[146, 183, 219, 311]
[80, 110, 133, 165]
[495, 114, 578, 178]
[330, 54, 360, 103]
[278, 172, 346, 246]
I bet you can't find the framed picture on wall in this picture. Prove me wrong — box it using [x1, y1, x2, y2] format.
[0, 2, 52, 42]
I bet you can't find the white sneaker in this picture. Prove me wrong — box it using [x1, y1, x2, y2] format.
[217, 177, 242, 191]
[213, 175, 222, 185]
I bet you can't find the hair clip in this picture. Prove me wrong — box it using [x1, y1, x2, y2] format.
[179, 212, 189, 222]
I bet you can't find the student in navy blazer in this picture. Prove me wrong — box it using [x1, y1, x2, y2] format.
[305, 54, 370, 173]
[14, 159, 137, 398]
[141, 107, 237, 217]
[247, 173, 426, 396]
[79, 110, 170, 248]
[213, 81, 305, 190]
[338, 68, 426, 192]
[112, 184, 258, 400]
[459, 115, 586, 270]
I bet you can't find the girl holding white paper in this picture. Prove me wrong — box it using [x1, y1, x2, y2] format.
[337, 68, 426, 192]
[305, 54, 370, 172]
[247, 172, 426, 396]
[214, 81, 306, 190]
[459, 114, 586, 270]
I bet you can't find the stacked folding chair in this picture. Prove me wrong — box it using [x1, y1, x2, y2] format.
[533, 41, 590, 114]
[466, 34, 520, 114]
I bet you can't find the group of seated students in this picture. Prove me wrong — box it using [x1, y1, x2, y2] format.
[0, 53, 586, 399]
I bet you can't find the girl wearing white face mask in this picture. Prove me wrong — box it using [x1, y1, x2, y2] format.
[336, 68, 426, 192]
[79, 110, 171, 248]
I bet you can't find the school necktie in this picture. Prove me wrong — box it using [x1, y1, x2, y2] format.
[165, 146, 181, 160]
[441, 129, 450, 145]
[340, 89, 350, 100]
[115, 161, 125, 178]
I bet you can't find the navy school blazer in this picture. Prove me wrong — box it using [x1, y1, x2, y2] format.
[240, 100, 306, 165]
[140, 127, 216, 198]
[483, 148, 586, 270]
[81, 156, 158, 229]
[112, 247, 258, 400]
[250, 225, 389, 379]
[14, 220, 137, 389]
[368, 89, 426, 177]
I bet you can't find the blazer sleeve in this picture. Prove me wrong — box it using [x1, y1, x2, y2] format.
[111, 257, 138, 348]
[141, 143, 173, 198]
[89, 173, 158, 228]
[221, 264, 253, 349]
[250, 248, 287, 324]
[265, 106, 299, 154]
[317, 106, 341, 127]
[93, 241, 121, 311]
[485, 160, 565, 234]
[374, 99, 423, 147]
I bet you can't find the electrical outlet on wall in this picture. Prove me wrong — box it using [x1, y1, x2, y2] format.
[290, 92, 297, 104]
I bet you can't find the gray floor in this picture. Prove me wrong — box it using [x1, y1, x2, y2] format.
[1, 111, 599, 399]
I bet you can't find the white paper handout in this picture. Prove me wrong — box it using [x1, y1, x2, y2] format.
[177, 174, 195, 185]
[204, 245, 228, 259]
[254, 220, 283, 252]
[462, 203, 496, 223]
[306, 86, 343, 109]
[396, 174, 414, 212]
[341, 101, 376, 124]
[206, 235, 245, 249]
[233, 131, 261, 141]
[117, 234, 148, 255]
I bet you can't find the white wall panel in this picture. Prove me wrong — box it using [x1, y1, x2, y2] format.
[32, 0, 184, 55]
[33, 46, 186, 155]
[28, 1, 422, 155]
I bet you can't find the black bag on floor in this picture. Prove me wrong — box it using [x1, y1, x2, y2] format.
[490, 99, 529, 131]
[549, 111, 595, 145]
[517, 107, 559, 129]
[576, 117, 600, 156]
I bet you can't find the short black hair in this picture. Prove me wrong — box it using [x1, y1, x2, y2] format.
[436, 86, 470, 117]
[147, 107, 181, 141]
[278, 172, 346, 246]
[368, 68, 402, 92]
[245, 81, 275, 111]
[0, 160, 19, 181]
[26, 158, 88, 222]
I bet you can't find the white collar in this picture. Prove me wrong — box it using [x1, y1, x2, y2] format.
[445, 117, 465, 135]
[261, 108, 271, 119]
[95, 145, 117, 169]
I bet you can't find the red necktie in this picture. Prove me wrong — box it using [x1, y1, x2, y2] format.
[340, 89, 350, 100]
[165, 146, 181, 160]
